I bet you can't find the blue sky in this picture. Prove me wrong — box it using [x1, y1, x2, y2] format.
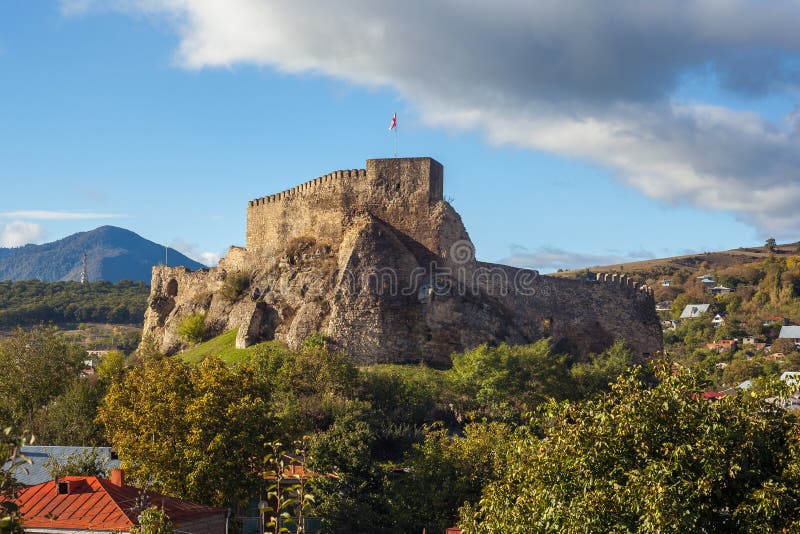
[1, 1, 798, 272]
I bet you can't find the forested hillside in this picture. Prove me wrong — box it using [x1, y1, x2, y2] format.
[0, 280, 149, 327]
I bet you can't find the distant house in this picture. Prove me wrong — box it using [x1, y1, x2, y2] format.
[699, 277, 716, 289]
[1, 446, 120, 486]
[765, 352, 786, 362]
[706, 339, 737, 353]
[764, 316, 789, 326]
[702, 391, 726, 400]
[13, 470, 227, 534]
[779, 325, 800, 343]
[655, 300, 673, 312]
[710, 285, 732, 295]
[680, 304, 710, 319]
[661, 279, 671, 287]
[712, 314, 725, 327]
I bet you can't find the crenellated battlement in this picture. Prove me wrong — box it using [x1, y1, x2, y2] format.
[245, 157, 446, 255]
[247, 168, 368, 207]
[595, 272, 654, 296]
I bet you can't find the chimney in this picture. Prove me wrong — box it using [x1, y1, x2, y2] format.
[110, 468, 125, 487]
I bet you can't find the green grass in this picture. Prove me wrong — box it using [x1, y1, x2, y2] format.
[178, 329, 292, 366]
[179, 329, 253, 365]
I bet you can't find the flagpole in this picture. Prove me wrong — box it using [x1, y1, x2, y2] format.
[394, 123, 398, 158]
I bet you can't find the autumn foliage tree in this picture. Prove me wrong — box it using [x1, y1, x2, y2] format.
[99, 356, 269, 507]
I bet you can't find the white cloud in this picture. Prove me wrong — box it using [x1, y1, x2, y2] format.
[0, 210, 126, 220]
[66, 0, 800, 238]
[198, 251, 221, 266]
[0, 220, 46, 248]
[169, 238, 220, 267]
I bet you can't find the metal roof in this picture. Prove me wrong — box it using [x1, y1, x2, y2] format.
[779, 326, 800, 339]
[2, 446, 120, 486]
[679, 304, 710, 319]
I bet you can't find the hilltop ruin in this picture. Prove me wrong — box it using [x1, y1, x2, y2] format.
[143, 157, 662, 365]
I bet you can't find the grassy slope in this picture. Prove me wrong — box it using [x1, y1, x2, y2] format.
[179, 330, 254, 365]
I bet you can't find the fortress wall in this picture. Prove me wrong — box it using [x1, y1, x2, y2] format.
[246, 169, 359, 252]
[245, 158, 447, 255]
[474, 262, 663, 358]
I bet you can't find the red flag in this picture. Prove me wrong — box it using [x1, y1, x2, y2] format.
[389, 112, 397, 130]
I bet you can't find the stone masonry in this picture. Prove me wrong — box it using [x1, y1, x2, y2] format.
[142, 157, 662, 365]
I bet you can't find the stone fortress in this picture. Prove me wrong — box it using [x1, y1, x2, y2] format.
[143, 157, 662, 365]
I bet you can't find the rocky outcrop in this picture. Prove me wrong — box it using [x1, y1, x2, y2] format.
[142, 157, 662, 365]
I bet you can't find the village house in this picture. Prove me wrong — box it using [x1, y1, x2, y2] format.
[765, 315, 790, 326]
[13, 469, 227, 534]
[680, 304, 710, 319]
[706, 339, 737, 353]
[710, 285, 732, 295]
[779, 325, 800, 344]
[711, 313, 725, 327]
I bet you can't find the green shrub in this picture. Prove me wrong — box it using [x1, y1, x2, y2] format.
[177, 313, 206, 344]
[220, 271, 250, 302]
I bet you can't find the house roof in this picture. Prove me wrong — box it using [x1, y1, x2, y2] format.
[2, 446, 120, 486]
[13, 475, 226, 531]
[679, 304, 710, 318]
[779, 326, 800, 339]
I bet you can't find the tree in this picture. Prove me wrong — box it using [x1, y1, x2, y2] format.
[766, 238, 777, 252]
[570, 340, 638, 397]
[389, 422, 511, 533]
[176, 313, 206, 344]
[721, 358, 764, 386]
[99, 357, 269, 506]
[44, 448, 111, 479]
[461, 364, 800, 533]
[0, 428, 30, 534]
[447, 340, 572, 422]
[308, 409, 392, 534]
[131, 507, 174, 534]
[0, 326, 84, 429]
[31, 377, 106, 445]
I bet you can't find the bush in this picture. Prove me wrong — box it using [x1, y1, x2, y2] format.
[220, 271, 250, 302]
[177, 313, 206, 344]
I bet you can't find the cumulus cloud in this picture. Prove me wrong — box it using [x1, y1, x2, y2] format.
[0, 220, 46, 248]
[170, 238, 220, 267]
[501, 245, 654, 273]
[0, 210, 126, 220]
[66, 0, 800, 237]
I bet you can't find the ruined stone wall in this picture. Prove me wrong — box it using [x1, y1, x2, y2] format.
[245, 158, 447, 256]
[474, 263, 662, 358]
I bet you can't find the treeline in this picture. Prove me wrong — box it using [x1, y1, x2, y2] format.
[0, 280, 149, 326]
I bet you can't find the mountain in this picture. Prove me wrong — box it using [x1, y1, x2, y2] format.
[0, 226, 206, 283]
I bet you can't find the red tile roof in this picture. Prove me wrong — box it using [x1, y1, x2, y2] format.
[15, 476, 225, 531]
